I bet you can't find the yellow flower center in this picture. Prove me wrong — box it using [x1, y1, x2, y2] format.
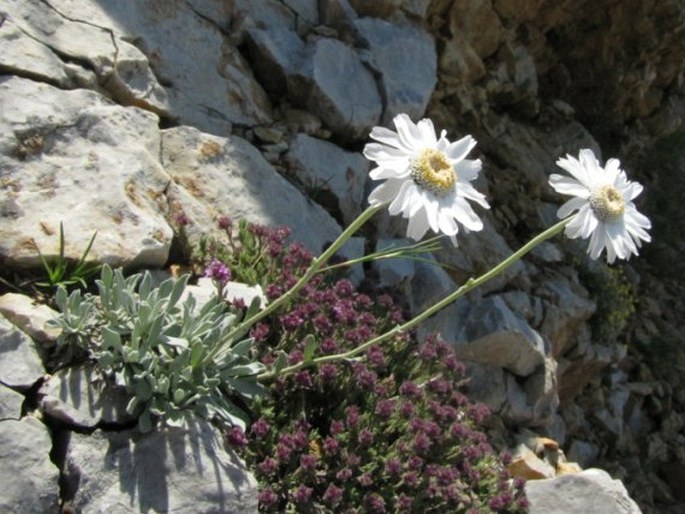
[589, 184, 625, 223]
[410, 148, 456, 196]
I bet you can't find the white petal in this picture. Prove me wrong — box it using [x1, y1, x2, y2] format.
[369, 126, 406, 150]
[388, 180, 415, 216]
[406, 207, 430, 241]
[603, 158, 622, 183]
[588, 227, 608, 261]
[557, 196, 588, 218]
[368, 179, 406, 206]
[605, 222, 628, 260]
[457, 180, 490, 209]
[425, 195, 440, 233]
[564, 210, 588, 239]
[556, 154, 591, 187]
[623, 181, 643, 200]
[453, 158, 481, 182]
[369, 163, 411, 180]
[579, 149, 602, 178]
[393, 113, 423, 151]
[578, 206, 599, 239]
[445, 135, 477, 163]
[549, 174, 590, 198]
[451, 196, 484, 231]
[438, 210, 459, 236]
[363, 142, 411, 163]
[416, 118, 437, 147]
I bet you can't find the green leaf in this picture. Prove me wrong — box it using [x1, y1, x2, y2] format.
[302, 334, 317, 363]
[224, 377, 268, 400]
[271, 350, 288, 374]
[125, 395, 141, 415]
[102, 327, 123, 352]
[138, 409, 153, 433]
[173, 388, 187, 405]
[190, 341, 204, 369]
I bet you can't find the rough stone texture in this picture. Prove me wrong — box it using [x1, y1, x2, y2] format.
[63, 416, 259, 513]
[287, 37, 382, 140]
[0, 314, 45, 391]
[537, 279, 596, 357]
[453, 296, 546, 377]
[0, 292, 61, 346]
[0, 383, 24, 420]
[526, 468, 642, 514]
[40, 363, 136, 429]
[286, 133, 368, 225]
[0, 416, 60, 513]
[0, 77, 173, 269]
[162, 126, 342, 255]
[5, 0, 272, 135]
[354, 17, 437, 124]
[246, 26, 306, 96]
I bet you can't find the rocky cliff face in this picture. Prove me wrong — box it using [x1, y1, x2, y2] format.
[1, 0, 683, 512]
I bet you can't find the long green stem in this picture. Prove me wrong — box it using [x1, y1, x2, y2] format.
[257, 217, 570, 381]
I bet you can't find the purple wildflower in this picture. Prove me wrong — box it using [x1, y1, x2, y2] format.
[204, 258, 231, 285]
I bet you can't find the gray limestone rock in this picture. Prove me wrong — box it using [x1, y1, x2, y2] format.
[8, 0, 272, 135]
[0, 314, 45, 390]
[0, 12, 72, 87]
[286, 133, 369, 225]
[354, 17, 437, 123]
[246, 27, 306, 96]
[0, 77, 173, 269]
[63, 416, 258, 513]
[40, 363, 136, 429]
[287, 38, 382, 140]
[526, 468, 642, 514]
[0, 416, 61, 513]
[161, 126, 342, 255]
[0, 293, 61, 346]
[0, 383, 24, 420]
[453, 295, 546, 377]
[538, 279, 596, 357]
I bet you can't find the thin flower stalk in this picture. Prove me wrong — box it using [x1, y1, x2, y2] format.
[257, 217, 570, 381]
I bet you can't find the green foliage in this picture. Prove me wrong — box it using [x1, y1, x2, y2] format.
[33, 222, 100, 290]
[48, 264, 267, 432]
[578, 261, 635, 345]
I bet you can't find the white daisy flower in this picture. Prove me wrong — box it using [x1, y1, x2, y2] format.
[363, 113, 489, 245]
[549, 148, 651, 263]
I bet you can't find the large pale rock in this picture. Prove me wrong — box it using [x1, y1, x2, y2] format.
[526, 468, 642, 514]
[0, 293, 61, 346]
[0, 314, 45, 390]
[0, 383, 24, 420]
[0, 77, 172, 269]
[63, 416, 259, 513]
[7, 0, 272, 135]
[287, 38, 382, 140]
[40, 363, 136, 429]
[0, 12, 72, 87]
[453, 296, 546, 377]
[162, 126, 342, 255]
[354, 18, 437, 123]
[0, 416, 60, 513]
[286, 133, 368, 224]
